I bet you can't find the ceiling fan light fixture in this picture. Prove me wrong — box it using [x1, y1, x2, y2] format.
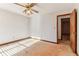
[27, 10, 30, 14]
[14, 3, 38, 15]
[27, 10, 32, 15]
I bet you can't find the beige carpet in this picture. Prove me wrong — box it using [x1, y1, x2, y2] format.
[0, 39, 76, 56]
[14, 40, 76, 56]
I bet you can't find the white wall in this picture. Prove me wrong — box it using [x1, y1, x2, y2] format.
[30, 13, 57, 42]
[0, 9, 30, 44]
[31, 14, 41, 38]
[40, 14, 57, 42]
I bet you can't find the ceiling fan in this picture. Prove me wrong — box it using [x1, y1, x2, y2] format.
[14, 3, 39, 15]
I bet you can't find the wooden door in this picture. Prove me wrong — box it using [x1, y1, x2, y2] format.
[70, 9, 77, 53]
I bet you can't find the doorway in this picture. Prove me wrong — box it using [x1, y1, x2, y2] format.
[57, 9, 77, 54]
[57, 14, 70, 45]
[61, 18, 70, 45]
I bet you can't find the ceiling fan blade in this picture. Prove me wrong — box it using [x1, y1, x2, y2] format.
[30, 11, 33, 14]
[32, 9, 39, 13]
[30, 3, 37, 7]
[14, 3, 26, 8]
[23, 9, 27, 14]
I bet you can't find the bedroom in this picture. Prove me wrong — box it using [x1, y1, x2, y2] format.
[0, 3, 79, 56]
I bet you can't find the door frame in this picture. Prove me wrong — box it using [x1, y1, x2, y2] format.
[57, 12, 77, 54]
[57, 13, 71, 43]
[61, 18, 70, 40]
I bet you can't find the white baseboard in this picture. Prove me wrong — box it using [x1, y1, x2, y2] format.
[31, 36, 41, 39]
[0, 37, 31, 45]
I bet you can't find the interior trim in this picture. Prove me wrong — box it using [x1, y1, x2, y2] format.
[41, 40, 57, 44]
[57, 13, 71, 43]
[0, 37, 31, 46]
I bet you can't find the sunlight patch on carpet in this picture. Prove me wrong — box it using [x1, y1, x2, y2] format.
[0, 39, 40, 56]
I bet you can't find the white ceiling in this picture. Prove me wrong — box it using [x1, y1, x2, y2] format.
[0, 3, 76, 17]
